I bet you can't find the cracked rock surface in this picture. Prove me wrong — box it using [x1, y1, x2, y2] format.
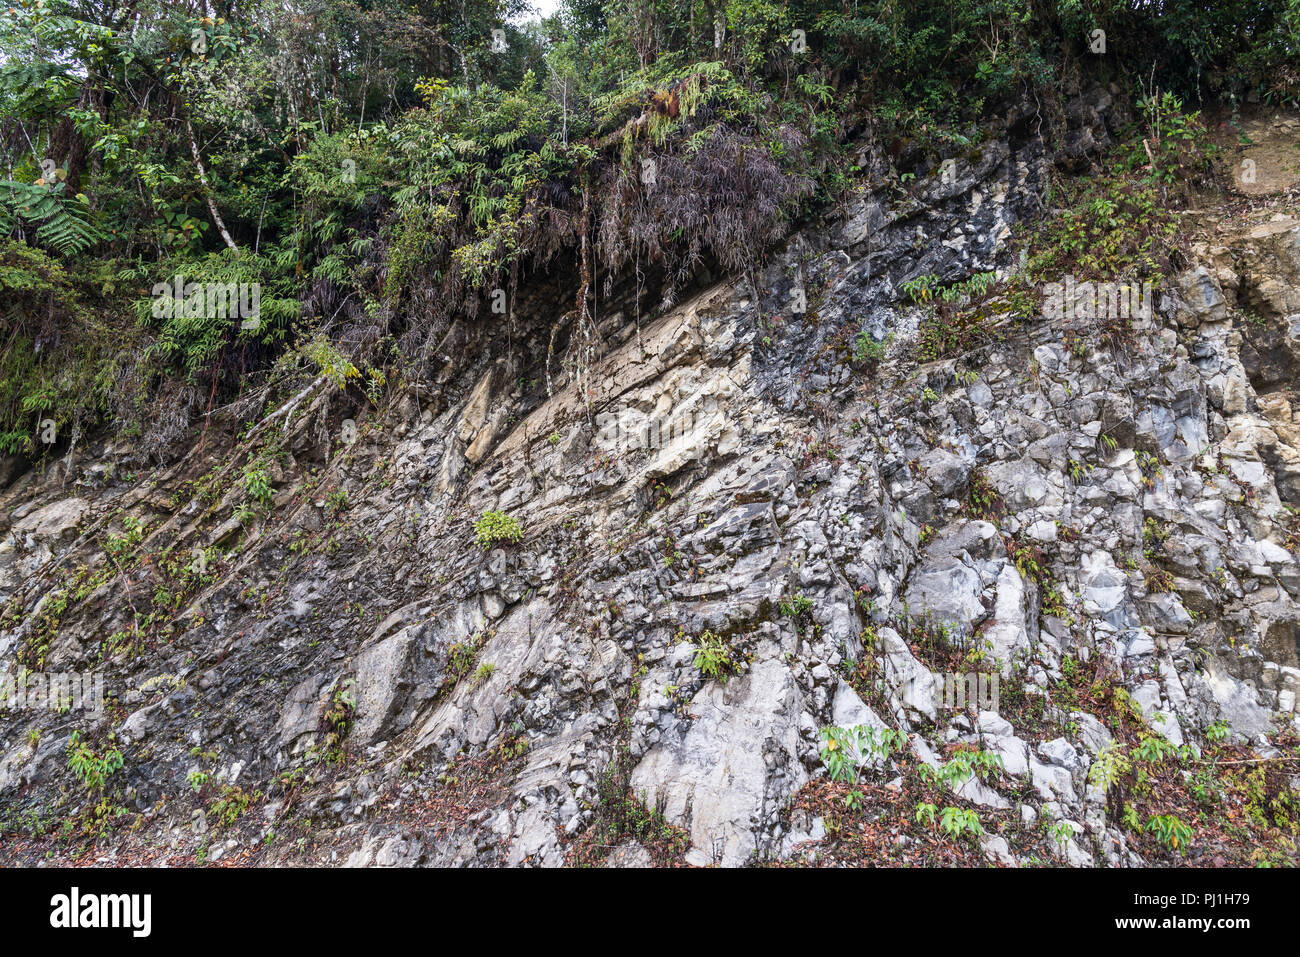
[3, 92, 1300, 868]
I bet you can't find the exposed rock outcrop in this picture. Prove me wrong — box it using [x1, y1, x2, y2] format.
[3, 92, 1299, 868]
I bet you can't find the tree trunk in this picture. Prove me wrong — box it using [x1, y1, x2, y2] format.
[186, 118, 240, 256]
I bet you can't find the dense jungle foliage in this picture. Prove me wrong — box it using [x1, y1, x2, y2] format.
[0, 0, 1297, 459]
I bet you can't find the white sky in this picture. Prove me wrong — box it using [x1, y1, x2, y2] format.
[518, 0, 563, 21]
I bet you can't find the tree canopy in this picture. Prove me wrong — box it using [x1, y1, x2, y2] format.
[1, 0, 1296, 454]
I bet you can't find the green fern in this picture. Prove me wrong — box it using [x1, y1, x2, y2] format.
[0, 181, 102, 256]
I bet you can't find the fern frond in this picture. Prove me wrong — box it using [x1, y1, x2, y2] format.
[0, 181, 102, 256]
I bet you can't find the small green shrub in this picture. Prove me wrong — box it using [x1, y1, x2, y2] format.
[446, 633, 484, 688]
[1145, 813, 1193, 853]
[1047, 819, 1077, 847]
[853, 330, 888, 364]
[1132, 734, 1180, 766]
[1088, 742, 1132, 793]
[66, 731, 123, 792]
[209, 784, 261, 828]
[474, 510, 523, 549]
[920, 748, 1004, 789]
[938, 806, 984, 840]
[820, 724, 907, 786]
[693, 630, 733, 681]
[321, 679, 356, 765]
[104, 516, 145, 561]
[244, 464, 274, 510]
[779, 593, 813, 618]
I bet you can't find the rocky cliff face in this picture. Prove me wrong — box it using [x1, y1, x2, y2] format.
[3, 93, 1299, 867]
